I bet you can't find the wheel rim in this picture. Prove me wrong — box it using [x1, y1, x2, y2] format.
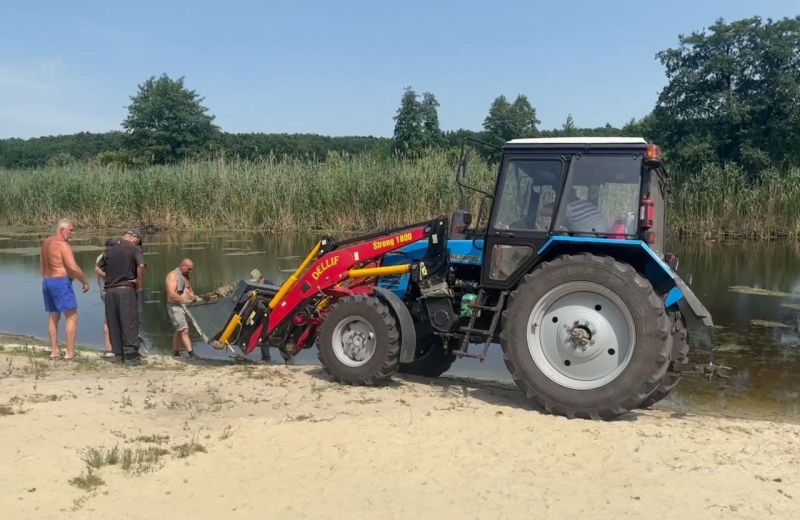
[526, 281, 636, 390]
[331, 315, 377, 368]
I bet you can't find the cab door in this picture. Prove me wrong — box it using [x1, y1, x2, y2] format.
[481, 154, 566, 290]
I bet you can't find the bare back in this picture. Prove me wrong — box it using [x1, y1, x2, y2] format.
[40, 236, 70, 278]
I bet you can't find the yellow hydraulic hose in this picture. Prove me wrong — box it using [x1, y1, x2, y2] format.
[348, 264, 411, 279]
[269, 241, 322, 309]
[218, 315, 242, 346]
[217, 290, 258, 346]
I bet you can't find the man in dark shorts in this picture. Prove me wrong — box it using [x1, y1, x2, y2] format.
[98, 229, 146, 364]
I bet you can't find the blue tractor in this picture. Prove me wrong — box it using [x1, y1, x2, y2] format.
[192, 136, 722, 420]
[378, 137, 719, 418]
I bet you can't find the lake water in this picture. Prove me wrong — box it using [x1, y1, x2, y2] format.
[1, 228, 799, 420]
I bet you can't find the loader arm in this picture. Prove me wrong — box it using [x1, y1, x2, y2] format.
[213, 216, 449, 355]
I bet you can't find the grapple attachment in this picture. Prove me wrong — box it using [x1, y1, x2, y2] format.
[183, 280, 280, 349]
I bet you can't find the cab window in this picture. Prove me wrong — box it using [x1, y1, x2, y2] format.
[493, 159, 563, 233]
[554, 155, 642, 236]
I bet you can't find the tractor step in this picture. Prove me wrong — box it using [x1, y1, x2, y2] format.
[452, 289, 508, 362]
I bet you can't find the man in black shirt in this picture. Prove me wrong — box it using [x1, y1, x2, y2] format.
[98, 229, 146, 364]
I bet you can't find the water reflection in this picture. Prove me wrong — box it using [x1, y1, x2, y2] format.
[1, 229, 799, 418]
[664, 240, 800, 418]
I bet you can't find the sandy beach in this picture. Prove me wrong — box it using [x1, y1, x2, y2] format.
[1, 338, 799, 520]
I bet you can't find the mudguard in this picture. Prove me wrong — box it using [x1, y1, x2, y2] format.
[373, 287, 417, 364]
[538, 236, 714, 329]
[666, 277, 713, 327]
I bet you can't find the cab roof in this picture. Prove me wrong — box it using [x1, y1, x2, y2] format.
[504, 137, 648, 149]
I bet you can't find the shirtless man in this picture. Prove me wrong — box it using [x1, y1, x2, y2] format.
[40, 219, 90, 360]
[165, 259, 198, 358]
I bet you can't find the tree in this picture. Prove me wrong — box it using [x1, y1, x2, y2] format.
[561, 114, 577, 136]
[392, 86, 425, 156]
[420, 92, 443, 148]
[654, 16, 800, 175]
[483, 94, 541, 146]
[122, 74, 220, 163]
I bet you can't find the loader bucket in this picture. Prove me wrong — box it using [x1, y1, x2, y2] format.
[183, 280, 280, 345]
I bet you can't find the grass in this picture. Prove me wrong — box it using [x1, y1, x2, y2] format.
[69, 437, 206, 490]
[668, 163, 800, 238]
[120, 446, 171, 473]
[134, 434, 170, 444]
[82, 446, 121, 469]
[2, 152, 799, 237]
[219, 425, 234, 440]
[172, 439, 207, 458]
[68, 468, 105, 491]
[0, 151, 491, 232]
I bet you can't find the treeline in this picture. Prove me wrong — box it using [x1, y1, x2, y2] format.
[0, 131, 392, 168]
[0, 124, 633, 169]
[0, 117, 632, 169]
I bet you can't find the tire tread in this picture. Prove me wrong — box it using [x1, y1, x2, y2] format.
[500, 253, 671, 420]
[317, 294, 400, 386]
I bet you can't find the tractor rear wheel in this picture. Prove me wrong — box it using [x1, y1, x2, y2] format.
[317, 294, 400, 385]
[638, 315, 689, 409]
[500, 253, 671, 420]
[399, 335, 456, 378]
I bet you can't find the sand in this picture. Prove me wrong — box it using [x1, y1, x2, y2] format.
[1, 345, 799, 520]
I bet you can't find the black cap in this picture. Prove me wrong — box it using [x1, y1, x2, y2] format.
[125, 228, 143, 245]
[105, 237, 120, 248]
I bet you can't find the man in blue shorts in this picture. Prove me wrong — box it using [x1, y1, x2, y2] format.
[40, 219, 90, 360]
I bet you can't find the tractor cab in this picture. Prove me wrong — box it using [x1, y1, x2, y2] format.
[480, 137, 668, 288]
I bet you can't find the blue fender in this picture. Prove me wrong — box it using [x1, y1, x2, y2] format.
[537, 236, 713, 328]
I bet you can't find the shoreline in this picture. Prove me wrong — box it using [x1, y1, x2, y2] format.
[1, 346, 799, 519]
[0, 332, 797, 427]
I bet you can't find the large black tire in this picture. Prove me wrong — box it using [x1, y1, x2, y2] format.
[317, 294, 400, 385]
[399, 336, 456, 378]
[500, 253, 672, 420]
[638, 315, 689, 409]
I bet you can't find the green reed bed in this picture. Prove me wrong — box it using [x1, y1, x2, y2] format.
[1, 152, 799, 237]
[0, 152, 495, 232]
[669, 164, 800, 239]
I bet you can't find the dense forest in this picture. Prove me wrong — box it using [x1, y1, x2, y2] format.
[1, 15, 799, 237]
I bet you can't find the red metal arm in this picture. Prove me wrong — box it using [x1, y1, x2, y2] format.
[264, 223, 434, 336]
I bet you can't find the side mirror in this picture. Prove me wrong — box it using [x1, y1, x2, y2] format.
[463, 212, 473, 226]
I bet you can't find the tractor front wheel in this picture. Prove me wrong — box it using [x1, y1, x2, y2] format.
[500, 254, 671, 420]
[317, 294, 400, 385]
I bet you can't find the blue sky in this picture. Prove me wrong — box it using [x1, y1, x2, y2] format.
[0, 0, 797, 139]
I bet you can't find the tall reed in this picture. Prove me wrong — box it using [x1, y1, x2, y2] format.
[1, 152, 798, 237]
